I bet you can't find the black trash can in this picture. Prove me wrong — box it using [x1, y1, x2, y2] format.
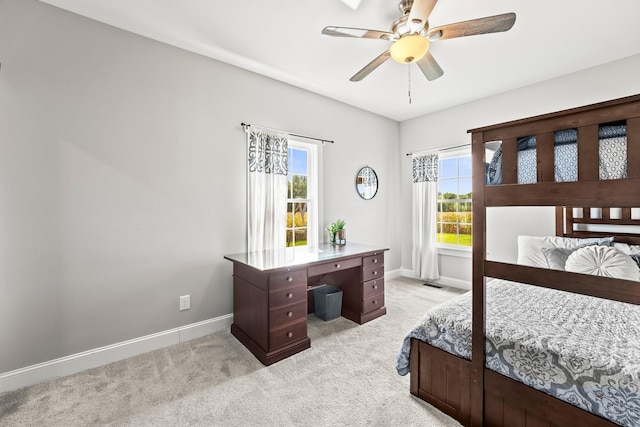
[313, 285, 343, 321]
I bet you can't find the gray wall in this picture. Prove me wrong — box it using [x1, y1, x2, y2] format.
[3, 0, 639, 376]
[400, 54, 640, 284]
[0, 0, 401, 373]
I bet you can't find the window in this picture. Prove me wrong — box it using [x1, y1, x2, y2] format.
[286, 140, 319, 247]
[437, 149, 472, 248]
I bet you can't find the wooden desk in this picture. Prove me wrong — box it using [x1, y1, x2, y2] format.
[224, 243, 388, 365]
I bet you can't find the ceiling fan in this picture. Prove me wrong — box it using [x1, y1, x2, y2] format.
[322, 0, 516, 82]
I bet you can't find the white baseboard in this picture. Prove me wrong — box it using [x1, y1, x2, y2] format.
[0, 314, 234, 393]
[401, 268, 471, 291]
[384, 268, 402, 280]
[0, 270, 423, 393]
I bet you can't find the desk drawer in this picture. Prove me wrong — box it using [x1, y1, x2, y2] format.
[269, 319, 307, 350]
[362, 265, 384, 282]
[363, 254, 384, 269]
[270, 285, 306, 309]
[308, 256, 361, 277]
[362, 293, 384, 314]
[269, 269, 307, 292]
[269, 301, 307, 328]
[362, 278, 384, 299]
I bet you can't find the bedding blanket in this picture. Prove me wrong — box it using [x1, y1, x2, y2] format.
[396, 279, 640, 427]
[486, 135, 627, 185]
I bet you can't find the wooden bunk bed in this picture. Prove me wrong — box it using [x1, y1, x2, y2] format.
[402, 94, 640, 427]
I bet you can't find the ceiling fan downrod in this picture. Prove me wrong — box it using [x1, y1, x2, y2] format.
[398, 0, 414, 15]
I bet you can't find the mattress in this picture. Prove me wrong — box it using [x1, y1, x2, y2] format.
[486, 125, 627, 185]
[396, 279, 640, 427]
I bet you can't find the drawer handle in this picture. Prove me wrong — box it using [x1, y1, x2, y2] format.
[287, 311, 293, 317]
[287, 292, 293, 299]
[373, 271, 378, 276]
[373, 259, 378, 263]
[373, 284, 378, 289]
[335, 263, 341, 268]
[372, 300, 377, 305]
[287, 276, 293, 283]
[287, 332, 293, 338]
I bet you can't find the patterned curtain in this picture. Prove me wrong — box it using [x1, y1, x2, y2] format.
[412, 151, 440, 280]
[246, 126, 288, 252]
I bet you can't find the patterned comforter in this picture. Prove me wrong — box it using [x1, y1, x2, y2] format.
[396, 279, 640, 427]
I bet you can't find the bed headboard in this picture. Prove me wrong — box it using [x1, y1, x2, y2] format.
[556, 206, 640, 245]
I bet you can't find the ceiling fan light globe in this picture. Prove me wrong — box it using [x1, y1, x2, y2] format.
[389, 34, 429, 64]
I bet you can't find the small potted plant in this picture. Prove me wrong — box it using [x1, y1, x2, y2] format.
[327, 219, 346, 246]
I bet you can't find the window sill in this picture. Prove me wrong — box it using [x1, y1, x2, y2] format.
[437, 245, 472, 259]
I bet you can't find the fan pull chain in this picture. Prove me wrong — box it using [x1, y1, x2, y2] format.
[408, 65, 412, 104]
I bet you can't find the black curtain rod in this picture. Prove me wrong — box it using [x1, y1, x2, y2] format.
[241, 123, 334, 144]
[405, 143, 470, 156]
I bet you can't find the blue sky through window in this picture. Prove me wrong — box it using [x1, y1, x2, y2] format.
[439, 156, 472, 195]
[440, 158, 457, 179]
[289, 148, 307, 175]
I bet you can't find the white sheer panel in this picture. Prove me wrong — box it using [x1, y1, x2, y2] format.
[246, 126, 288, 252]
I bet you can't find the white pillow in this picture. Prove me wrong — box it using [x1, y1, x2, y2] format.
[517, 235, 614, 268]
[565, 246, 640, 281]
[613, 242, 640, 255]
[541, 244, 594, 270]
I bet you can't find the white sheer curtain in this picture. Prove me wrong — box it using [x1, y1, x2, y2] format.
[246, 126, 288, 252]
[412, 151, 440, 280]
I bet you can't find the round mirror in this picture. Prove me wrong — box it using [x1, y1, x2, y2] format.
[356, 166, 378, 200]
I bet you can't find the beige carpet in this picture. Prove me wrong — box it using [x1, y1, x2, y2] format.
[0, 277, 466, 426]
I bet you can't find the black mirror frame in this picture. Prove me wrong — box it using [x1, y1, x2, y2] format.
[356, 166, 378, 200]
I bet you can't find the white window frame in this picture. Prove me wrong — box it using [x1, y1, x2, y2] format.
[286, 139, 321, 248]
[437, 147, 472, 254]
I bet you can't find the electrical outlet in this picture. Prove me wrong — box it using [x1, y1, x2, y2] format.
[179, 295, 190, 311]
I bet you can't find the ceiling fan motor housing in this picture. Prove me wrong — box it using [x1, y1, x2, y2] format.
[391, 11, 428, 38]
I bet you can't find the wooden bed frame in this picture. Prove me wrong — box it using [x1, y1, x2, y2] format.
[409, 94, 640, 427]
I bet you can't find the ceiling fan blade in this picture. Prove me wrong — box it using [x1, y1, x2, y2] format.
[416, 51, 444, 81]
[322, 26, 394, 40]
[427, 12, 516, 41]
[408, 0, 439, 32]
[350, 50, 391, 82]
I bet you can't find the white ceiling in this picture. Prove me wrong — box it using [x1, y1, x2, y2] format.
[40, 0, 640, 122]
